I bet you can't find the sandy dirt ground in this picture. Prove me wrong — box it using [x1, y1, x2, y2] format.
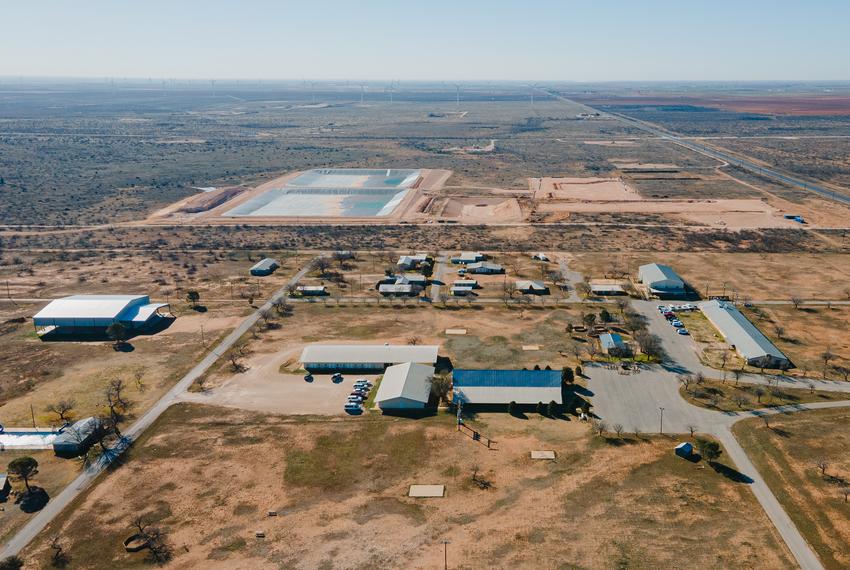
[22, 405, 796, 569]
[437, 196, 525, 223]
[531, 176, 637, 201]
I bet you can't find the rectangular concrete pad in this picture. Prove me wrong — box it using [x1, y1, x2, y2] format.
[445, 328, 467, 335]
[522, 345, 540, 351]
[531, 450, 556, 460]
[408, 485, 445, 498]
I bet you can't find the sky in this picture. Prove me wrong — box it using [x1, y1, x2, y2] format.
[2, 0, 849, 81]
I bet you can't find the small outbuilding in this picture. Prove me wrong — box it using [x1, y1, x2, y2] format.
[250, 258, 280, 276]
[375, 362, 435, 411]
[379, 283, 416, 297]
[638, 263, 686, 298]
[296, 285, 329, 297]
[466, 262, 504, 275]
[53, 416, 101, 458]
[397, 254, 431, 271]
[675, 442, 694, 458]
[599, 333, 630, 357]
[590, 283, 626, 296]
[451, 252, 486, 265]
[516, 280, 549, 295]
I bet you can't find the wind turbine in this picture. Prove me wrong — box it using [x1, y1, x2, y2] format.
[360, 84, 366, 104]
[454, 84, 460, 107]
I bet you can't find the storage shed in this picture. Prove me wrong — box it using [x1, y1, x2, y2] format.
[516, 280, 549, 295]
[53, 416, 101, 458]
[250, 258, 280, 276]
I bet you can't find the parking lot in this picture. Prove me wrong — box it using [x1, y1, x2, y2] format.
[180, 369, 379, 416]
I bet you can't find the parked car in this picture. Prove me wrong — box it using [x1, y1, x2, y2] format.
[347, 395, 364, 403]
[344, 403, 362, 414]
[353, 381, 372, 388]
[672, 321, 684, 328]
[304, 374, 314, 382]
[677, 328, 690, 335]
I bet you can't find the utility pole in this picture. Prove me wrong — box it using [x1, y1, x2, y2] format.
[442, 539, 449, 570]
[31, 404, 36, 428]
[200, 325, 205, 346]
[659, 406, 665, 435]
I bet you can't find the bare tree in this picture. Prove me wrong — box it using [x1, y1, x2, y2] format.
[407, 335, 422, 346]
[753, 386, 765, 403]
[790, 296, 802, 310]
[45, 399, 76, 423]
[820, 348, 835, 379]
[50, 535, 69, 568]
[104, 379, 131, 434]
[842, 488, 850, 503]
[133, 367, 146, 392]
[686, 424, 697, 438]
[678, 374, 693, 392]
[833, 365, 850, 382]
[132, 516, 173, 565]
[773, 324, 785, 340]
[816, 457, 829, 476]
[733, 368, 743, 385]
[612, 423, 624, 438]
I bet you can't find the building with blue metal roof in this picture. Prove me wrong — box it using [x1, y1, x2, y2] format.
[452, 369, 562, 404]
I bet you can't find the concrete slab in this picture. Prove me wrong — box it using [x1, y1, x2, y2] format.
[445, 328, 467, 335]
[408, 485, 445, 498]
[522, 345, 539, 351]
[530, 450, 556, 460]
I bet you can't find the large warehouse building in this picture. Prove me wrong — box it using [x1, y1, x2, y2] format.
[300, 344, 439, 372]
[699, 300, 793, 370]
[452, 369, 563, 405]
[32, 295, 172, 338]
[638, 263, 686, 298]
[374, 362, 435, 411]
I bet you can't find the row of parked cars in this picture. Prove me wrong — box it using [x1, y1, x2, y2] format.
[344, 378, 373, 414]
[658, 304, 697, 336]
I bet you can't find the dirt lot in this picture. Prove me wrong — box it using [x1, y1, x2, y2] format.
[569, 252, 850, 301]
[22, 404, 796, 569]
[734, 408, 850, 569]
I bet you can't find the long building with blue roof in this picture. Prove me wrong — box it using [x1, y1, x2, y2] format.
[452, 369, 563, 405]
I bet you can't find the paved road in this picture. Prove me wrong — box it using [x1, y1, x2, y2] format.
[585, 300, 850, 570]
[0, 261, 315, 559]
[543, 89, 850, 207]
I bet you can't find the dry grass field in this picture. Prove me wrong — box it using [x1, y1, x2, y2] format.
[0, 450, 79, 546]
[680, 379, 850, 413]
[734, 408, 850, 570]
[741, 305, 850, 378]
[20, 403, 796, 569]
[570, 252, 850, 300]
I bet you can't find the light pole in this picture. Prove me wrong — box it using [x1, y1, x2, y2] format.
[659, 406, 665, 435]
[442, 540, 449, 570]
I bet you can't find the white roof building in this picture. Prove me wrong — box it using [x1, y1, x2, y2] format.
[32, 295, 169, 332]
[699, 300, 793, 370]
[466, 261, 503, 274]
[638, 263, 686, 296]
[375, 362, 435, 410]
[379, 283, 415, 296]
[451, 252, 486, 264]
[300, 344, 439, 370]
[516, 280, 549, 294]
